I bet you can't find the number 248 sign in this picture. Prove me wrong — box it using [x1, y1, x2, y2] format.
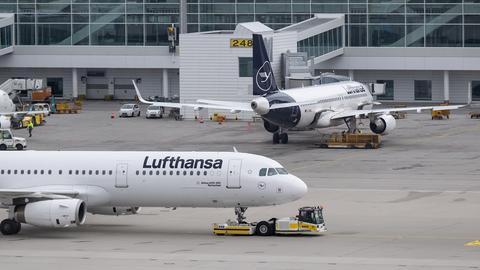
[230, 39, 252, 48]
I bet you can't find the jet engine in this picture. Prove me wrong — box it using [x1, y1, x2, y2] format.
[14, 199, 86, 228]
[263, 120, 279, 133]
[370, 114, 396, 134]
[88, 206, 141, 216]
[250, 97, 270, 115]
[0, 116, 10, 129]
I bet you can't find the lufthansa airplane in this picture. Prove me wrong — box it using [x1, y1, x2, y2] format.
[0, 151, 307, 235]
[134, 34, 463, 144]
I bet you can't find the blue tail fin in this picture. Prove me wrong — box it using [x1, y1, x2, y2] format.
[253, 34, 278, 96]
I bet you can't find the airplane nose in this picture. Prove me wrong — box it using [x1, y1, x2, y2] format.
[290, 175, 308, 200]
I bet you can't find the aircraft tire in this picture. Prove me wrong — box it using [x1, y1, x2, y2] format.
[0, 219, 20, 235]
[272, 133, 280, 144]
[280, 133, 288, 144]
[256, 221, 273, 236]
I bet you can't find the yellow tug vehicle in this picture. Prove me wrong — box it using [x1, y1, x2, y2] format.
[213, 206, 326, 236]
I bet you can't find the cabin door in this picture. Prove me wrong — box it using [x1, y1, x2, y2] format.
[115, 163, 129, 188]
[227, 159, 242, 189]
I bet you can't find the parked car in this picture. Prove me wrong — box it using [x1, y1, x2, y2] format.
[119, 104, 140, 117]
[0, 129, 27, 150]
[145, 105, 164, 119]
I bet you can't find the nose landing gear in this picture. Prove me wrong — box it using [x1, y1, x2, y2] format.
[273, 132, 288, 144]
[235, 207, 248, 224]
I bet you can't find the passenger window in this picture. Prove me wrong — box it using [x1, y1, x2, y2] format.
[69, 170, 72, 175]
[176, 171, 180, 176]
[14, 170, 17, 174]
[48, 170, 52, 175]
[59, 170, 62, 175]
[149, 171, 153, 175]
[259, 168, 267, 176]
[1, 170, 3, 174]
[88, 170, 92, 175]
[183, 171, 187, 176]
[40, 170, 44, 175]
[163, 171, 166, 175]
[203, 171, 207, 176]
[75, 170, 79, 175]
[142, 171, 146, 175]
[102, 170, 106, 175]
[267, 168, 277, 176]
[136, 170, 139, 175]
[82, 170, 85, 175]
[197, 171, 200, 176]
[95, 170, 99, 175]
[170, 171, 173, 175]
[156, 171, 160, 175]
[20, 170, 24, 174]
[27, 170, 31, 175]
[108, 170, 112, 175]
[33, 170, 37, 175]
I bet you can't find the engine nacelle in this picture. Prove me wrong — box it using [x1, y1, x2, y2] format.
[88, 206, 141, 216]
[14, 199, 86, 228]
[263, 120, 279, 133]
[250, 97, 270, 115]
[0, 116, 10, 129]
[370, 114, 396, 134]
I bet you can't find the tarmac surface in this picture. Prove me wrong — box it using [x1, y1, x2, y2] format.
[1, 101, 479, 269]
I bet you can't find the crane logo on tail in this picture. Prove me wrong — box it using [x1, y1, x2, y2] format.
[256, 61, 274, 92]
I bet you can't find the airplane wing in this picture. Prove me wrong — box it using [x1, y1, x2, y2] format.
[0, 189, 79, 206]
[330, 105, 465, 120]
[0, 111, 46, 116]
[133, 80, 253, 112]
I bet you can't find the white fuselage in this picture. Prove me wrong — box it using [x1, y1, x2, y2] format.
[0, 90, 15, 113]
[276, 81, 373, 129]
[0, 151, 307, 208]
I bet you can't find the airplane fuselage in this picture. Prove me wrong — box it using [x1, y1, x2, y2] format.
[0, 151, 307, 208]
[263, 81, 373, 130]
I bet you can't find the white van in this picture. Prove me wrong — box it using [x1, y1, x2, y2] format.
[0, 129, 27, 150]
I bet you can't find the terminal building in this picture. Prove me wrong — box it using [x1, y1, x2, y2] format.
[1, 1, 480, 117]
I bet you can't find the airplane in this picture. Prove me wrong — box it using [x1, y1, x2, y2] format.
[0, 89, 46, 129]
[134, 34, 464, 144]
[0, 150, 308, 235]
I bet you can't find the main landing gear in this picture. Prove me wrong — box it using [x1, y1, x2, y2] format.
[235, 207, 248, 224]
[344, 117, 360, 134]
[0, 219, 21, 235]
[273, 132, 288, 144]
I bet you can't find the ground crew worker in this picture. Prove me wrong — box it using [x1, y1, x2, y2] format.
[27, 121, 34, 137]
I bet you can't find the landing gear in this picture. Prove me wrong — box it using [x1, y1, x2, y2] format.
[344, 117, 359, 133]
[235, 207, 248, 224]
[0, 219, 21, 235]
[273, 132, 288, 144]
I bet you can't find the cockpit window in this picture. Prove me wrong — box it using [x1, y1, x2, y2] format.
[267, 168, 277, 176]
[259, 168, 267, 176]
[276, 168, 288, 175]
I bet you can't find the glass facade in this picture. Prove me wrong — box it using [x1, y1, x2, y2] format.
[0, 0, 479, 47]
[414, 80, 432, 100]
[0, 0, 179, 46]
[0, 25, 13, 49]
[297, 27, 343, 58]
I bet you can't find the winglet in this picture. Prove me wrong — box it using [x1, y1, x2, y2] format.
[132, 80, 154, 105]
[233, 146, 238, 153]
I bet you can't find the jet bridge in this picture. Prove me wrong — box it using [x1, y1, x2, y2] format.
[0, 79, 46, 95]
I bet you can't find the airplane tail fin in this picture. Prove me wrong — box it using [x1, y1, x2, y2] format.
[252, 34, 278, 96]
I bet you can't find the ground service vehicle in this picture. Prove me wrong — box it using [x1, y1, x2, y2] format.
[0, 129, 27, 150]
[119, 104, 140, 117]
[213, 206, 326, 236]
[145, 105, 164, 119]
